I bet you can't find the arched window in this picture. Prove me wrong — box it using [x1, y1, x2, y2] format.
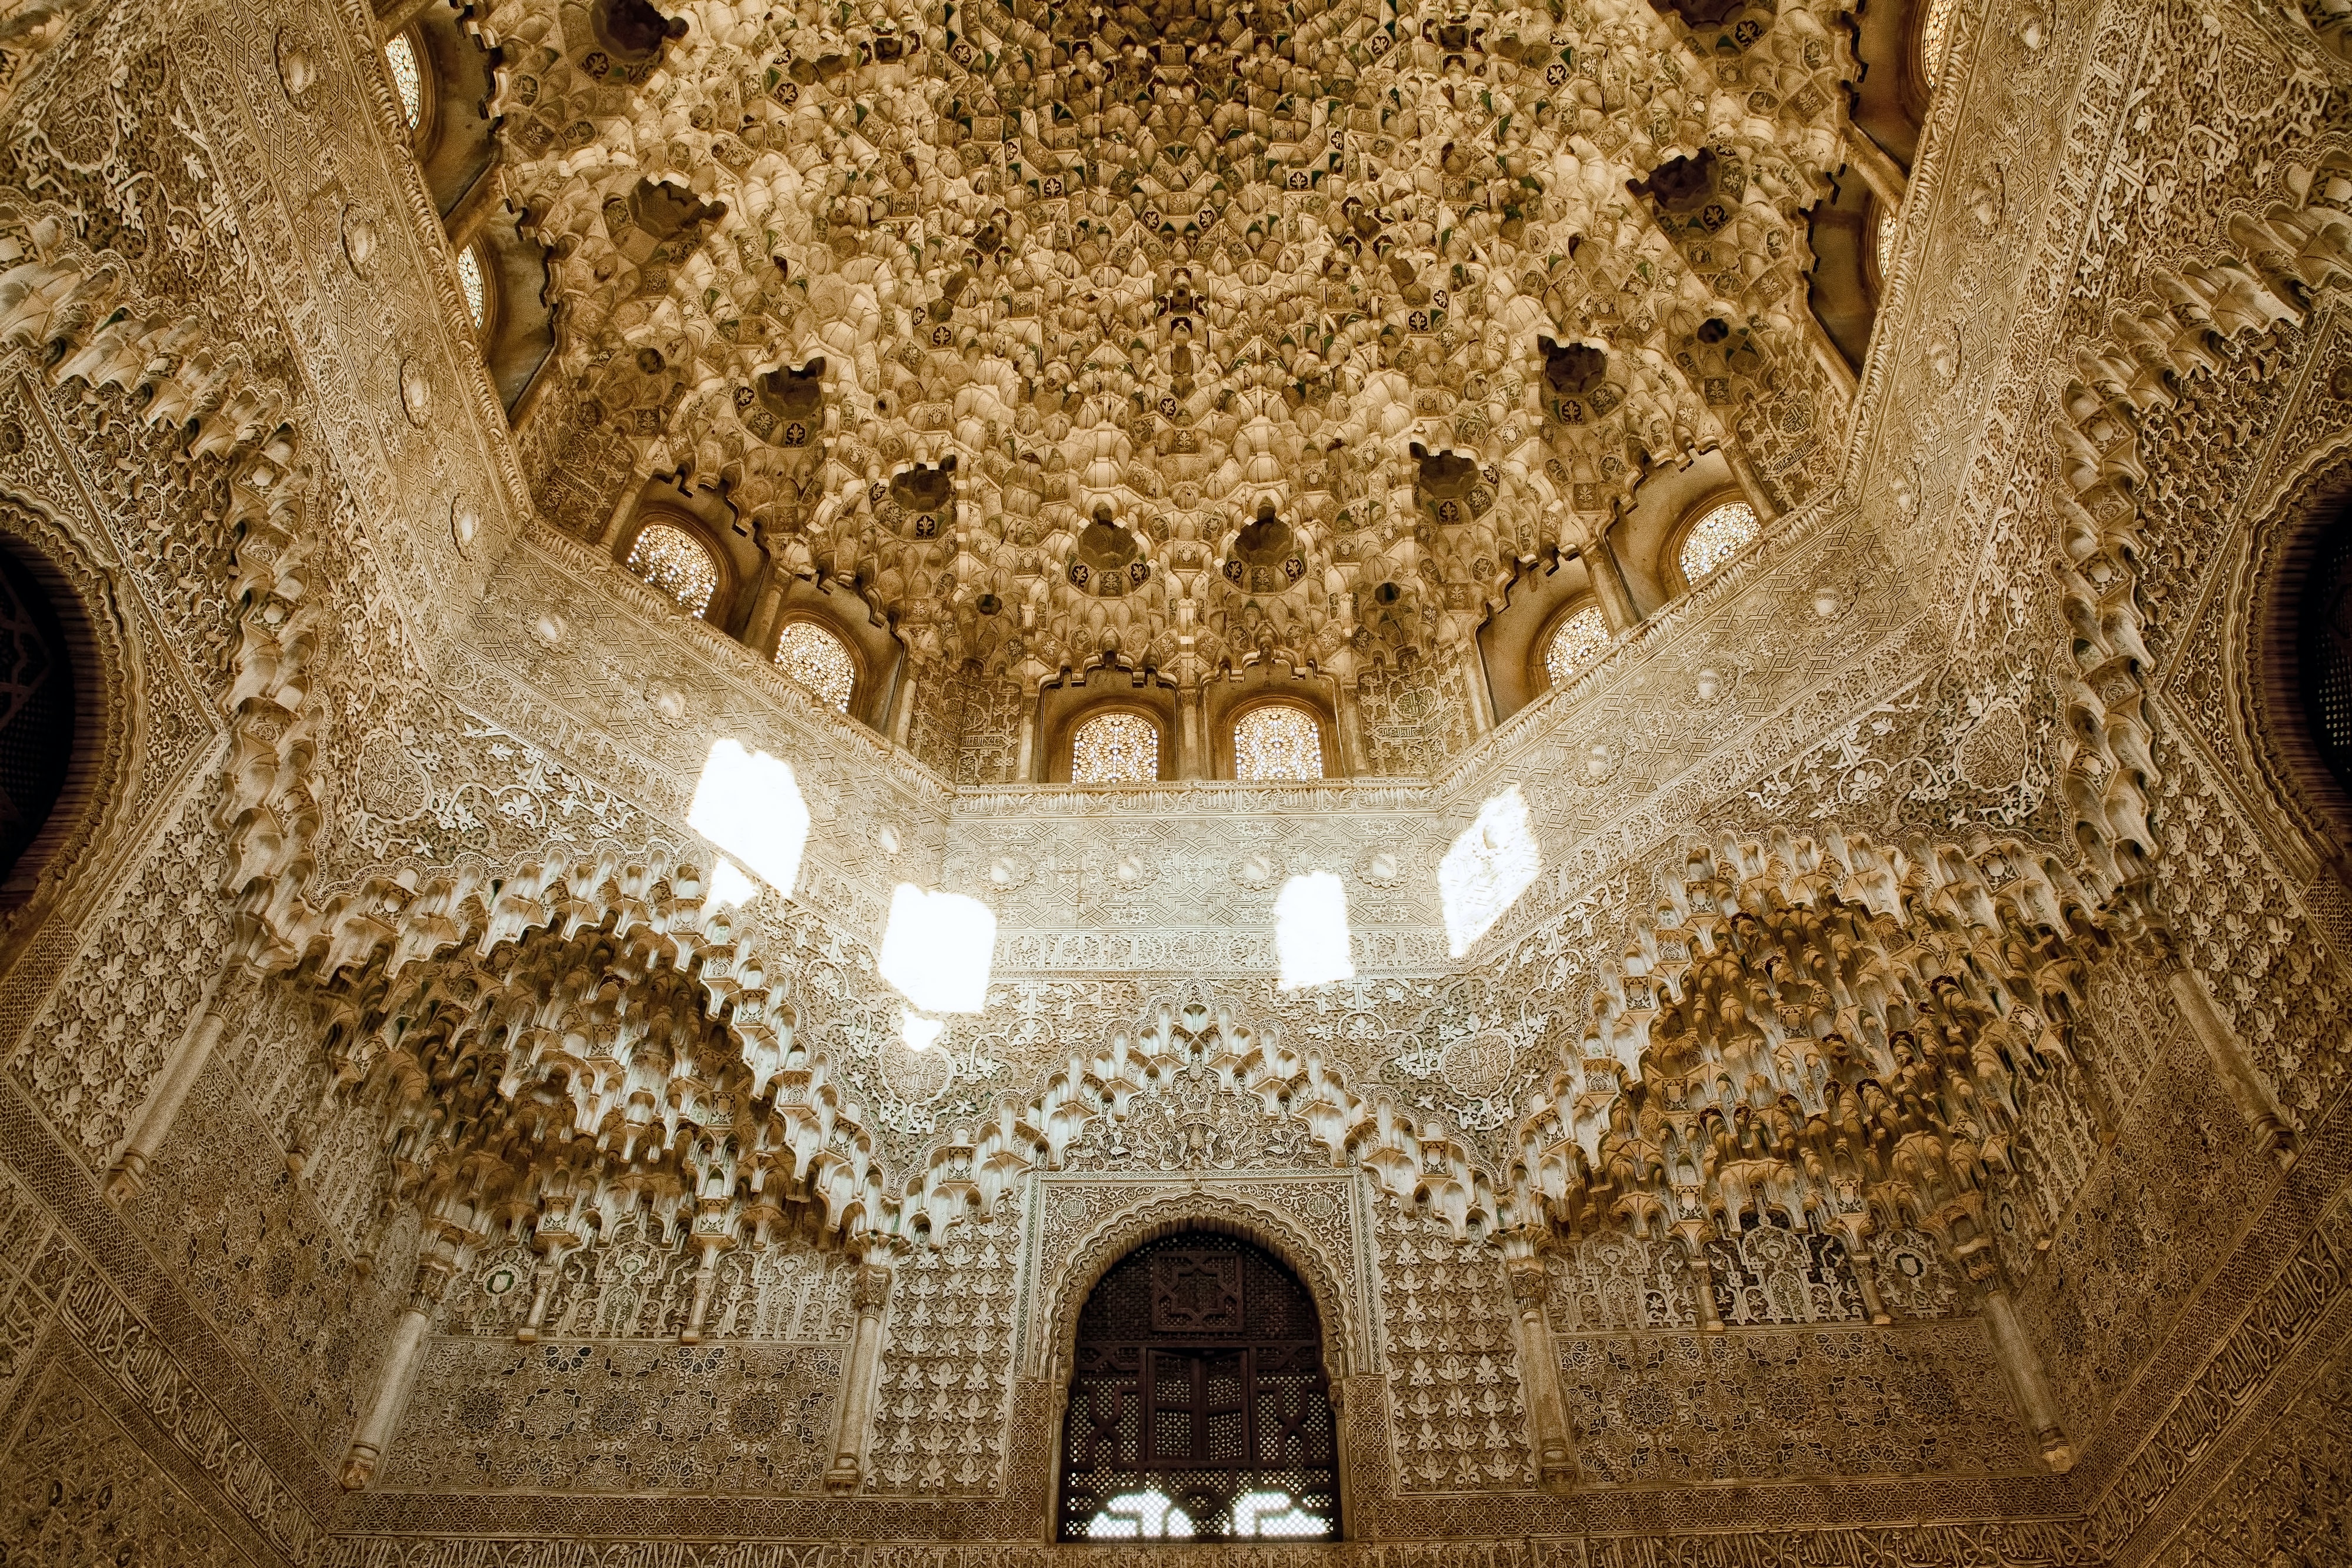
[384, 32, 423, 131]
[773, 618, 856, 711]
[624, 521, 719, 617]
[0, 547, 76, 895]
[1058, 1232, 1339, 1542]
[1676, 499, 1760, 587]
[455, 243, 488, 330]
[2297, 505, 2352, 797]
[1918, 0, 1957, 87]
[1542, 601, 1609, 690]
[1071, 711, 1161, 783]
[1232, 704, 1323, 782]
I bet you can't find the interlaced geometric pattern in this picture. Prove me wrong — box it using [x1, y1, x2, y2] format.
[1071, 711, 1160, 784]
[455, 246, 486, 329]
[1678, 501, 1760, 586]
[1876, 202, 1900, 282]
[385, 34, 422, 129]
[1232, 706, 1323, 782]
[1542, 603, 1609, 690]
[773, 620, 855, 711]
[624, 524, 719, 617]
[1060, 1233, 1338, 1542]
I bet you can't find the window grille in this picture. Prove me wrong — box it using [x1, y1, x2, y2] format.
[1232, 705, 1323, 781]
[1059, 1233, 1339, 1542]
[625, 523, 719, 616]
[774, 620, 856, 711]
[1543, 603, 1609, 688]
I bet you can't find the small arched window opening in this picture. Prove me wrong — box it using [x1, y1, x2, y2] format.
[624, 521, 720, 617]
[455, 242, 489, 331]
[1872, 199, 1901, 289]
[1231, 704, 1324, 783]
[1674, 498, 1760, 590]
[1071, 710, 1161, 784]
[0, 545, 78, 901]
[1058, 1232, 1339, 1542]
[2297, 504, 2352, 800]
[384, 32, 425, 131]
[1539, 600, 1609, 691]
[772, 618, 857, 712]
[1917, 0, 1959, 91]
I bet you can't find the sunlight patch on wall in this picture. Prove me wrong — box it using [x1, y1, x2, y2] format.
[1275, 871, 1354, 990]
[687, 740, 810, 897]
[1439, 786, 1541, 957]
[880, 884, 998, 1014]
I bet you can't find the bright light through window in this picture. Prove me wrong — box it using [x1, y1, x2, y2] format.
[687, 740, 810, 898]
[1678, 500, 1759, 586]
[627, 523, 720, 616]
[1071, 711, 1160, 783]
[880, 884, 997, 1014]
[1920, 0, 1957, 81]
[1234, 704, 1324, 781]
[1085, 1490, 1197, 1540]
[1543, 603, 1609, 690]
[774, 620, 856, 711]
[456, 245, 487, 328]
[385, 33, 422, 129]
[1439, 786, 1541, 957]
[1232, 1490, 1328, 1537]
[1275, 871, 1353, 990]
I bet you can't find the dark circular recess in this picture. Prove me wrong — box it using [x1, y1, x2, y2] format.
[2297, 499, 2352, 800]
[0, 544, 76, 895]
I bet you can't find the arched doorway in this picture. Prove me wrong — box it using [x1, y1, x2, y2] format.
[0, 542, 76, 902]
[1057, 1231, 1340, 1542]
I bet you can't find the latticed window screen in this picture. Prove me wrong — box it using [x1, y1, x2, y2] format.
[1059, 1233, 1339, 1541]
[2300, 510, 2352, 795]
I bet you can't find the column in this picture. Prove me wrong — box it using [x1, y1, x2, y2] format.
[516, 1241, 574, 1343]
[1505, 1255, 1579, 1487]
[824, 1258, 894, 1493]
[103, 975, 235, 1206]
[597, 482, 645, 550]
[1582, 536, 1641, 634]
[2164, 952, 2297, 1167]
[680, 1234, 730, 1344]
[342, 1241, 473, 1489]
[1014, 697, 1039, 783]
[1718, 440, 1781, 524]
[1837, 1221, 1893, 1326]
[1979, 1283, 2075, 1473]
[442, 163, 507, 254]
[1177, 681, 1208, 780]
[1332, 681, 1368, 777]
[1674, 1221, 1724, 1332]
[377, 0, 443, 39]
[740, 565, 787, 654]
[1841, 127, 1909, 212]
